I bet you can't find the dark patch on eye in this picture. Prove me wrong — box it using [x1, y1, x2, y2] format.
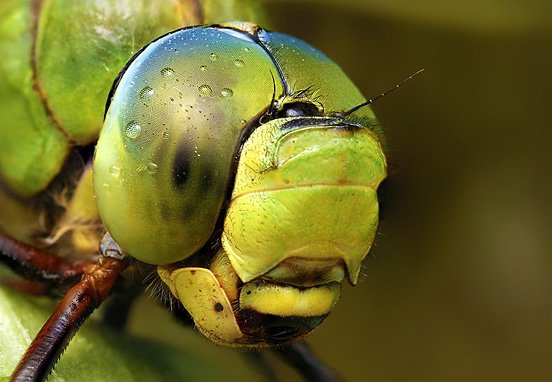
[200, 170, 214, 191]
[160, 203, 173, 222]
[214, 302, 224, 312]
[172, 142, 191, 189]
[190, 270, 196, 275]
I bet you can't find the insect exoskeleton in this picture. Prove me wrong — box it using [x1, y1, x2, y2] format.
[94, 22, 387, 346]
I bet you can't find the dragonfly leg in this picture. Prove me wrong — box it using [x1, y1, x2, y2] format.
[272, 341, 340, 382]
[0, 232, 88, 287]
[10, 254, 129, 382]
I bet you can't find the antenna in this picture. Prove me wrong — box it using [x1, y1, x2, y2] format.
[336, 68, 425, 117]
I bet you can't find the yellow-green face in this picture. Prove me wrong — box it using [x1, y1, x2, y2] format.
[224, 117, 386, 286]
[95, 23, 387, 346]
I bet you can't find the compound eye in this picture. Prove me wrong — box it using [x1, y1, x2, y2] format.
[276, 101, 322, 118]
[93, 26, 282, 265]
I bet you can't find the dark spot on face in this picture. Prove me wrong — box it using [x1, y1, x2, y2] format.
[172, 141, 191, 189]
[214, 302, 224, 312]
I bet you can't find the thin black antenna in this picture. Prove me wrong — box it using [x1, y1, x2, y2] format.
[336, 68, 425, 117]
[269, 71, 277, 110]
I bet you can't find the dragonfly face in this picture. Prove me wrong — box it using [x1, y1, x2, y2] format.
[95, 23, 387, 345]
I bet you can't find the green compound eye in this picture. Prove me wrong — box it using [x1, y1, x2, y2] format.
[94, 26, 283, 264]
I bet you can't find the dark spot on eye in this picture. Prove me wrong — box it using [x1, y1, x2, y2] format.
[201, 171, 214, 191]
[246, 291, 252, 295]
[214, 302, 224, 312]
[172, 142, 191, 189]
[160, 203, 172, 221]
[190, 270, 196, 275]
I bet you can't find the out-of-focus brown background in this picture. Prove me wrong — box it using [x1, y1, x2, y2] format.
[267, 0, 552, 380]
[130, 0, 552, 380]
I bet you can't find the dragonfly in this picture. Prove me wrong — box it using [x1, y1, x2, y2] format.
[0, 0, 389, 380]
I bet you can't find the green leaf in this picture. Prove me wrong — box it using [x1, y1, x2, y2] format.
[0, 285, 256, 381]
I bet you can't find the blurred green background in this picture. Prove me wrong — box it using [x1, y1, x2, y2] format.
[256, 0, 552, 380]
[2, 0, 551, 381]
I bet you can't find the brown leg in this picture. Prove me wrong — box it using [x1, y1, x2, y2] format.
[10, 255, 128, 382]
[0, 232, 87, 286]
[272, 342, 340, 382]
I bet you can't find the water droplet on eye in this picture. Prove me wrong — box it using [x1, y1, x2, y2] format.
[125, 121, 142, 139]
[234, 59, 244, 67]
[139, 86, 154, 99]
[160, 67, 175, 78]
[200, 65, 207, 71]
[109, 165, 121, 177]
[198, 84, 212, 96]
[163, 131, 170, 139]
[244, 47, 251, 52]
[240, 119, 247, 124]
[220, 88, 233, 98]
[209, 53, 218, 61]
[146, 162, 158, 175]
